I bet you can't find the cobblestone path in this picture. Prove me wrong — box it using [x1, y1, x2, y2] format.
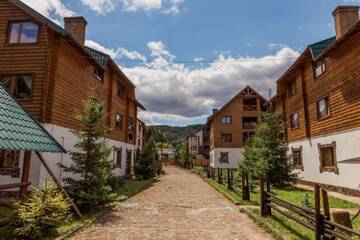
[75, 167, 271, 240]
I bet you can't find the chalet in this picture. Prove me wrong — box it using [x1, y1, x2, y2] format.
[0, 0, 145, 188]
[186, 128, 210, 166]
[205, 86, 267, 169]
[274, 6, 360, 194]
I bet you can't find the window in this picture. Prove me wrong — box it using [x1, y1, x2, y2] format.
[1, 75, 32, 99]
[290, 112, 300, 129]
[291, 147, 303, 170]
[288, 79, 297, 97]
[221, 133, 232, 143]
[8, 21, 39, 44]
[115, 113, 123, 130]
[116, 148, 122, 168]
[317, 97, 330, 120]
[318, 142, 338, 173]
[138, 139, 141, 146]
[0, 150, 20, 177]
[191, 146, 197, 153]
[138, 123, 142, 133]
[219, 152, 229, 164]
[221, 116, 232, 124]
[93, 67, 104, 82]
[315, 60, 326, 78]
[117, 82, 125, 100]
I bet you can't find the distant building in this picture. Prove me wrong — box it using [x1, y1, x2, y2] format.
[136, 119, 146, 151]
[205, 86, 267, 169]
[159, 148, 176, 159]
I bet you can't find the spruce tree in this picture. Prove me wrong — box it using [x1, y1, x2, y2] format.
[60, 96, 114, 210]
[134, 128, 156, 179]
[239, 112, 297, 187]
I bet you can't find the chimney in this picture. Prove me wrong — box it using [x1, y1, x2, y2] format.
[332, 6, 359, 39]
[64, 17, 87, 45]
[212, 108, 218, 115]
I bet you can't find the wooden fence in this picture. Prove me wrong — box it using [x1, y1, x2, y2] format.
[260, 177, 360, 240]
[196, 167, 360, 240]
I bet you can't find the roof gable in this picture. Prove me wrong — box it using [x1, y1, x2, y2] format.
[0, 86, 65, 153]
[309, 36, 336, 60]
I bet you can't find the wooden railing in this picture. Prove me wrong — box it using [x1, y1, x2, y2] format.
[244, 105, 257, 111]
[260, 177, 360, 240]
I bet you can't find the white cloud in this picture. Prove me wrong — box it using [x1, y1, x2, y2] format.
[122, 0, 184, 14]
[80, 0, 116, 14]
[85, 40, 146, 62]
[20, 0, 75, 24]
[123, 41, 300, 125]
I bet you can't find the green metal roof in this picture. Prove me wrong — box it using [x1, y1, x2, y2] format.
[0, 86, 66, 153]
[309, 36, 336, 60]
[86, 47, 110, 67]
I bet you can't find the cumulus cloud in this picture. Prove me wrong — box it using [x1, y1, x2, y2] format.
[85, 40, 147, 62]
[122, 42, 300, 124]
[20, 0, 75, 24]
[80, 0, 116, 14]
[122, 0, 184, 14]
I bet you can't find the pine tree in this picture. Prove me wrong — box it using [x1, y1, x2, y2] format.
[60, 95, 114, 210]
[134, 128, 156, 179]
[239, 112, 297, 187]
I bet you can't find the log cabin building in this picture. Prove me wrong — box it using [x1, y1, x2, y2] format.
[0, 0, 145, 189]
[273, 6, 360, 194]
[205, 86, 267, 169]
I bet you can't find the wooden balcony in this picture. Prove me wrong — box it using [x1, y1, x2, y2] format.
[243, 105, 257, 111]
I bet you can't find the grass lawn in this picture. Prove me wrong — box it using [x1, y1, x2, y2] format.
[0, 206, 14, 219]
[249, 208, 360, 240]
[113, 178, 155, 201]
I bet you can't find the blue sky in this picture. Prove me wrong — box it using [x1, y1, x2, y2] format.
[23, 0, 357, 126]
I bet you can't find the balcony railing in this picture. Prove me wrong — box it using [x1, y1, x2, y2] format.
[243, 122, 257, 129]
[244, 105, 257, 111]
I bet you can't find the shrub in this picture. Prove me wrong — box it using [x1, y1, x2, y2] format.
[12, 184, 71, 240]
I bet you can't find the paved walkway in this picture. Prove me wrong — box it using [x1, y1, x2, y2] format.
[75, 167, 271, 240]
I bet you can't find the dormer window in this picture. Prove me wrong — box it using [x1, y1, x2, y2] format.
[287, 79, 297, 97]
[93, 67, 104, 82]
[221, 116, 232, 124]
[315, 60, 326, 78]
[8, 21, 39, 44]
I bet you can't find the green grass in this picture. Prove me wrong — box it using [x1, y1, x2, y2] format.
[0, 206, 14, 219]
[113, 179, 155, 201]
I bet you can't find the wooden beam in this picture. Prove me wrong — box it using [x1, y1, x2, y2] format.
[35, 152, 83, 219]
[0, 182, 31, 191]
[19, 151, 31, 199]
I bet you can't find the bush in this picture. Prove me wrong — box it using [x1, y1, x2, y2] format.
[12, 184, 71, 240]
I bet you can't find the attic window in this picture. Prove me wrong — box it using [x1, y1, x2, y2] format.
[93, 67, 104, 82]
[287, 79, 297, 97]
[8, 21, 39, 44]
[315, 60, 326, 78]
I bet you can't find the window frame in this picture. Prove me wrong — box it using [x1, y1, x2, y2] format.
[7, 20, 40, 45]
[290, 111, 300, 130]
[221, 116, 232, 124]
[220, 133, 232, 143]
[93, 67, 104, 82]
[287, 78, 297, 98]
[291, 146, 303, 171]
[219, 152, 229, 164]
[117, 81, 125, 100]
[0, 150, 20, 177]
[0, 73, 34, 100]
[316, 96, 331, 120]
[115, 113, 123, 130]
[318, 142, 338, 174]
[115, 147, 122, 168]
[314, 60, 326, 78]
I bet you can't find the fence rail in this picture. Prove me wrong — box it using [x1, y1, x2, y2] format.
[195, 167, 360, 240]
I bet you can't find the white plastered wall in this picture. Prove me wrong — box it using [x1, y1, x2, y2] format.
[291, 128, 360, 190]
[209, 148, 244, 169]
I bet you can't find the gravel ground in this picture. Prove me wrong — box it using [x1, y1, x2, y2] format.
[75, 167, 272, 240]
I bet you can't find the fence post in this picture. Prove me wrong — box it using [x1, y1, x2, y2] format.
[314, 184, 321, 240]
[266, 175, 272, 216]
[242, 172, 250, 201]
[227, 169, 232, 190]
[218, 168, 222, 184]
[260, 176, 268, 217]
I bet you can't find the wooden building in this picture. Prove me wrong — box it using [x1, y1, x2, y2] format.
[274, 6, 360, 194]
[186, 128, 210, 167]
[205, 86, 267, 169]
[136, 118, 145, 151]
[0, 0, 145, 188]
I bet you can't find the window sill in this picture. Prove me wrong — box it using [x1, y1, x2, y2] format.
[317, 115, 331, 122]
[320, 167, 339, 174]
